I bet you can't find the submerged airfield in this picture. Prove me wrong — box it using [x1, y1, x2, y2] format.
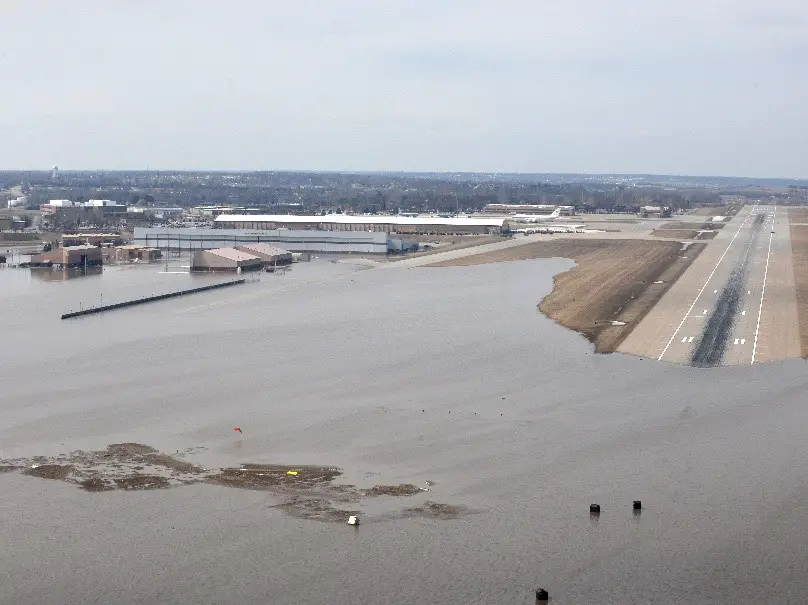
[2, 206, 808, 604]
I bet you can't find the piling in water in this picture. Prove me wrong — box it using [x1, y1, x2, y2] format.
[536, 588, 549, 601]
[633, 500, 642, 510]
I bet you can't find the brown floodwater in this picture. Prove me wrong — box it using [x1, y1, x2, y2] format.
[1, 258, 808, 604]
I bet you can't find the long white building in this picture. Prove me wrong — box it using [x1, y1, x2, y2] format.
[213, 214, 511, 235]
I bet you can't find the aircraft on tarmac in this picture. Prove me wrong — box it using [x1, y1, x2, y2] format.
[510, 208, 563, 223]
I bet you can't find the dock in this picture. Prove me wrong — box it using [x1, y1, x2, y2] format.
[61, 279, 245, 319]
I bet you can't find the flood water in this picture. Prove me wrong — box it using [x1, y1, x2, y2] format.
[2, 258, 808, 604]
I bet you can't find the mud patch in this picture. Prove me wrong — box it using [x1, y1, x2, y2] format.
[78, 476, 115, 492]
[4, 443, 205, 491]
[208, 464, 342, 491]
[23, 464, 73, 480]
[275, 496, 360, 523]
[2, 444, 461, 524]
[363, 484, 422, 497]
[404, 501, 472, 520]
[114, 475, 171, 490]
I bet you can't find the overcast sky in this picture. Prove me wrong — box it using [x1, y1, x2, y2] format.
[2, 1, 807, 176]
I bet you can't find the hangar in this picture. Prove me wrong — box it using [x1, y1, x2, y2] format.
[213, 214, 510, 235]
[191, 248, 263, 273]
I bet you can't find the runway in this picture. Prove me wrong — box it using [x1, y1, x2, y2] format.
[618, 205, 801, 366]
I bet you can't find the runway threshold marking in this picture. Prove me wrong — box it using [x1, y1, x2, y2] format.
[658, 211, 754, 361]
[751, 207, 776, 365]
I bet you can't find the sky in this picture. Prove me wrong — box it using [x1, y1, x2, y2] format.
[1, 1, 807, 177]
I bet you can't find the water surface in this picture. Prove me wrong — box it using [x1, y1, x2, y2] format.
[1, 258, 807, 604]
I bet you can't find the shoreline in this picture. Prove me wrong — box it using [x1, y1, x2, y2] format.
[428, 238, 706, 353]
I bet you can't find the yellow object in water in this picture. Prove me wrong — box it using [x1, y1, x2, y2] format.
[286, 470, 298, 476]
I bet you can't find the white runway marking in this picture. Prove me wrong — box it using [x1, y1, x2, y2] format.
[734, 338, 739, 345]
[658, 211, 753, 361]
[752, 208, 775, 364]
[681, 337, 688, 343]
[741, 338, 746, 345]
[688, 336, 694, 343]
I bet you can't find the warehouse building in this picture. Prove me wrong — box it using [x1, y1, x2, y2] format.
[234, 243, 292, 267]
[102, 245, 162, 264]
[29, 245, 103, 269]
[134, 227, 414, 255]
[638, 206, 671, 218]
[484, 204, 575, 216]
[213, 214, 510, 235]
[191, 248, 263, 273]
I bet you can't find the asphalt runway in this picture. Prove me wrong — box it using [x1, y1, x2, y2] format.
[618, 205, 801, 366]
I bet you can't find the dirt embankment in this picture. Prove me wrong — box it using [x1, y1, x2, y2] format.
[651, 229, 717, 240]
[655, 221, 725, 231]
[429, 239, 706, 352]
[692, 205, 742, 217]
[394, 235, 507, 261]
[789, 210, 808, 358]
[650, 229, 701, 239]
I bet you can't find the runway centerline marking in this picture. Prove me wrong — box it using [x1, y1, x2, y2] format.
[751, 207, 775, 365]
[658, 211, 753, 361]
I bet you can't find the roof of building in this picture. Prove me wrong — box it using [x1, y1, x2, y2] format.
[236, 243, 290, 256]
[204, 248, 261, 262]
[215, 214, 509, 227]
[63, 244, 101, 251]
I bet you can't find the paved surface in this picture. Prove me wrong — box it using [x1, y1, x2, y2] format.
[619, 205, 801, 365]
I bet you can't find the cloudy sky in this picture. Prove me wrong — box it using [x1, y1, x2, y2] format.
[2, 1, 806, 176]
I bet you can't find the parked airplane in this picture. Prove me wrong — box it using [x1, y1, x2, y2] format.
[510, 208, 563, 222]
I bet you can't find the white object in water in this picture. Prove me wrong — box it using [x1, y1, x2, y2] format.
[347, 515, 359, 526]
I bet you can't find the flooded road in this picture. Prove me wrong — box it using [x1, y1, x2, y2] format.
[1, 258, 808, 604]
